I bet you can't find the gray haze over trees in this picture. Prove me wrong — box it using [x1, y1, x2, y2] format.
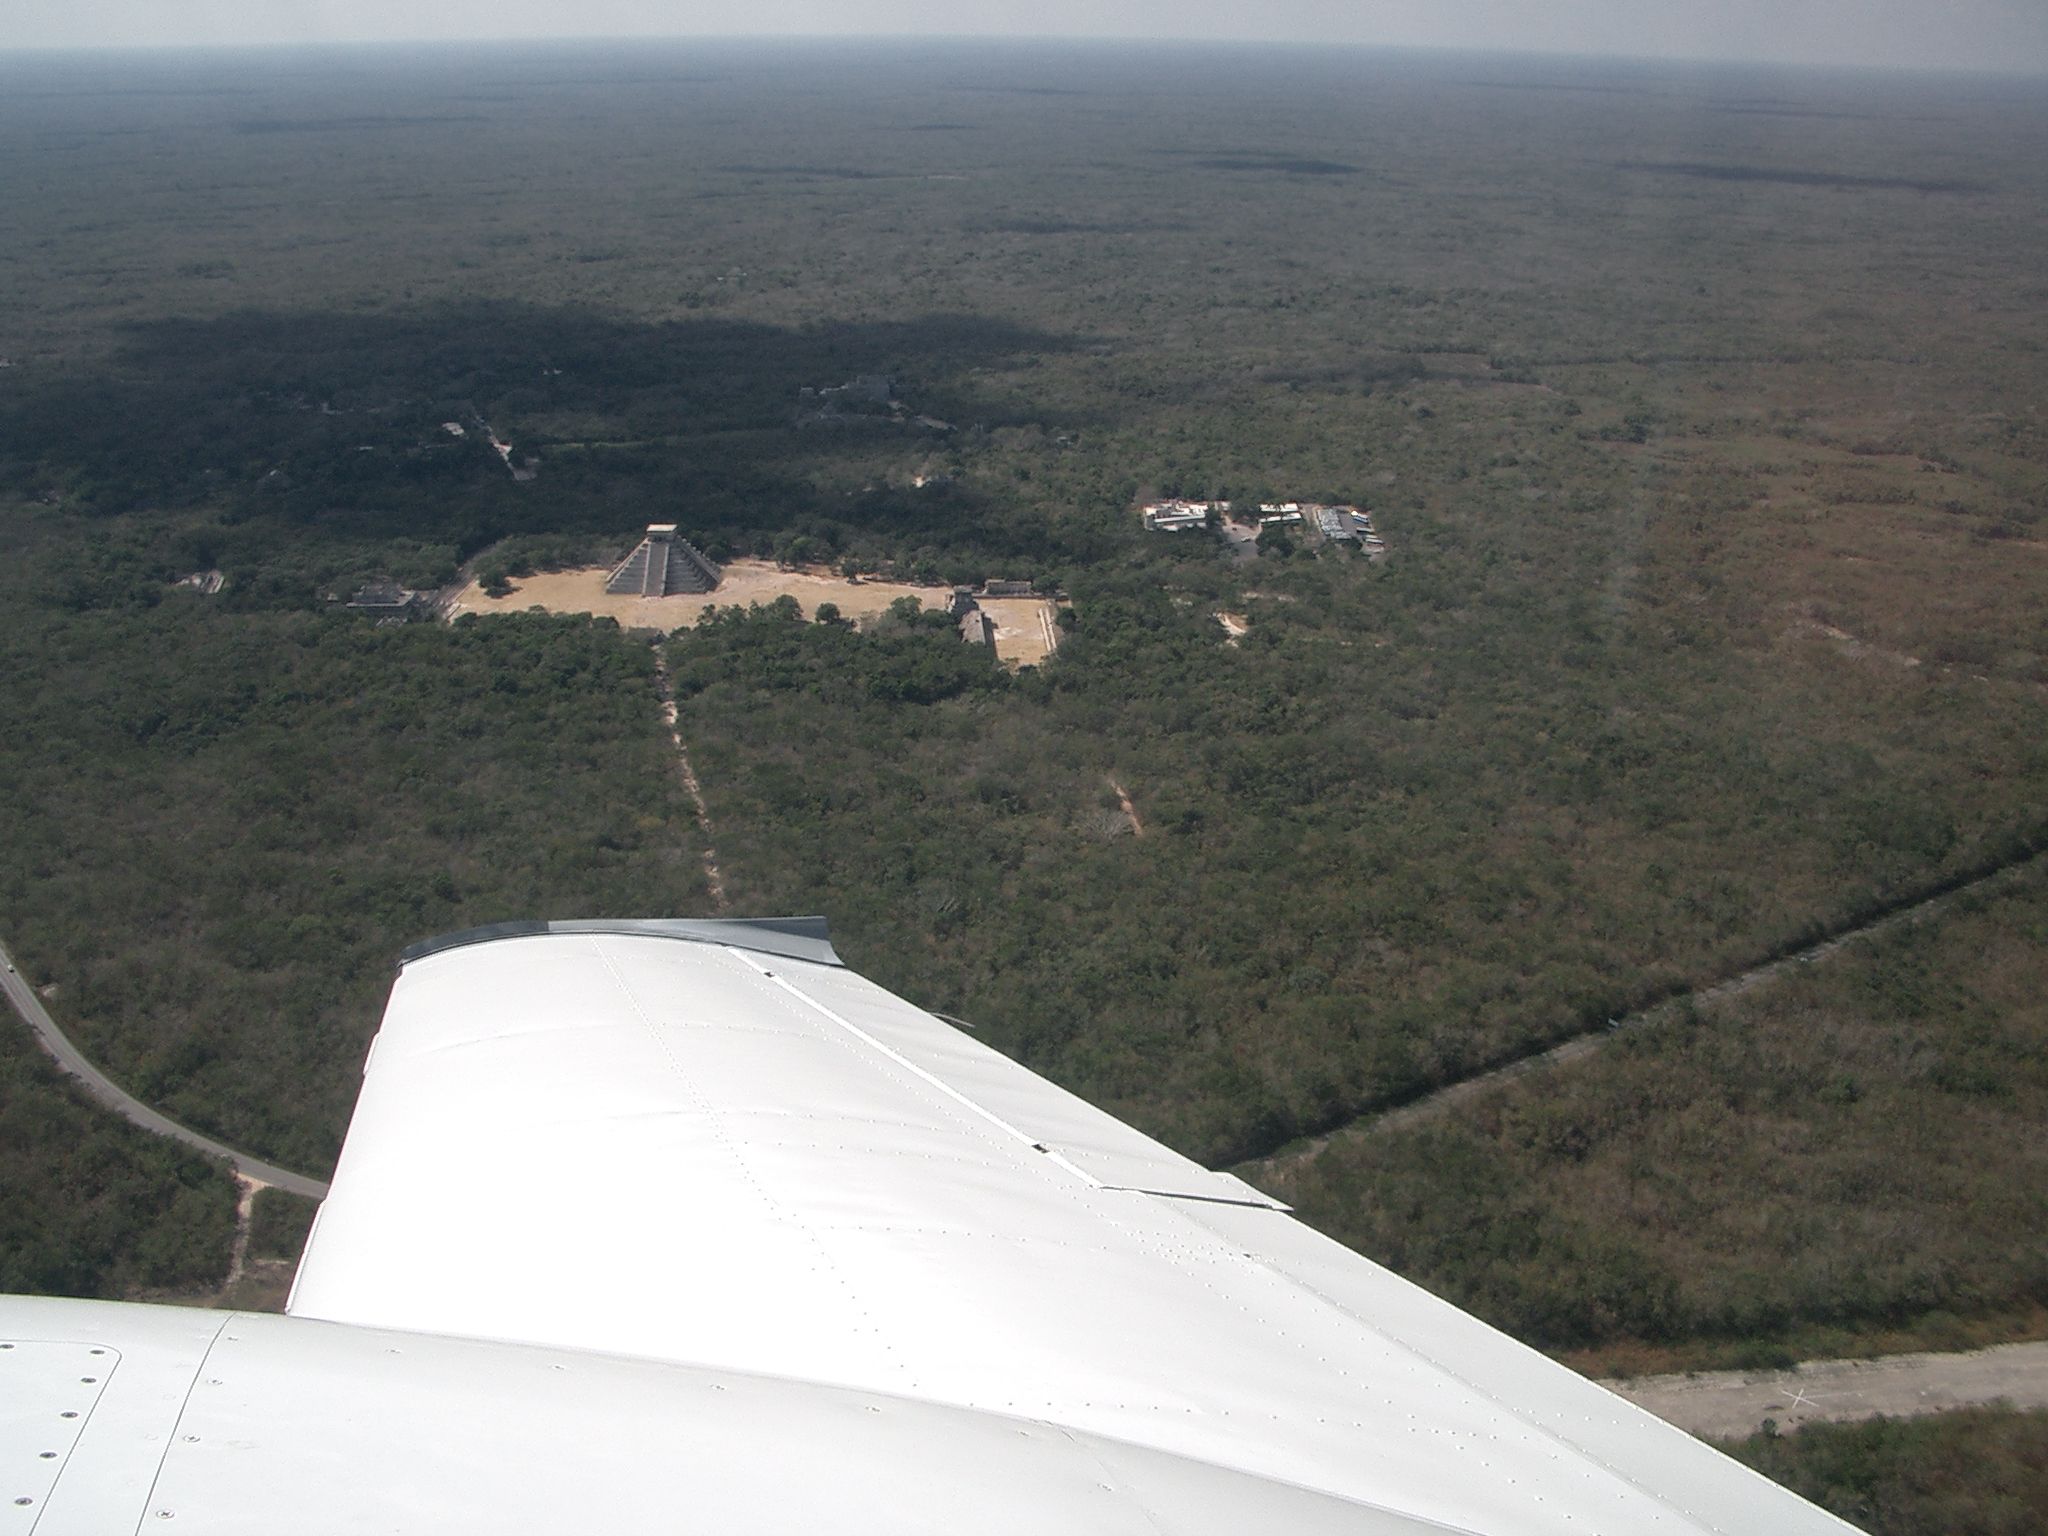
[8, 0, 2048, 75]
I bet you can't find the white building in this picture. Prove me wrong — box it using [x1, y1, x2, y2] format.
[1142, 500, 1212, 532]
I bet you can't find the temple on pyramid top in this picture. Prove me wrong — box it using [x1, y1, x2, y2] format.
[605, 524, 722, 596]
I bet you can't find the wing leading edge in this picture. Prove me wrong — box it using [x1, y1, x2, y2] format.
[281, 923, 1861, 1535]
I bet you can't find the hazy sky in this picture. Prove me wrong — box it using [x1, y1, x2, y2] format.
[9, 0, 2048, 75]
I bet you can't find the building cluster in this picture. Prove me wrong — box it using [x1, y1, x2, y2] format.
[1141, 499, 1219, 532]
[1301, 504, 1385, 552]
[1257, 502, 1381, 548]
[1140, 498, 1386, 554]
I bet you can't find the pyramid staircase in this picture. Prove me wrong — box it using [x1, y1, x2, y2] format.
[605, 525, 721, 596]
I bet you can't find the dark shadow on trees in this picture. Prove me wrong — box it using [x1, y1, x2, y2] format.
[0, 302, 1108, 600]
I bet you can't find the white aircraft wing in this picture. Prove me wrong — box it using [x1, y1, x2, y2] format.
[3, 918, 1863, 1532]
[265, 918, 1855, 1535]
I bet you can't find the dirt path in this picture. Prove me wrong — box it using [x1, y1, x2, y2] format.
[1108, 776, 1145, 837]
[651, 643, 730, 912]
[1242, 845, 2048, 1181]
[160, 1172, 303, 1313]
[1605, 1341, 2048, 1439]
[223, 1173, 260, 1289]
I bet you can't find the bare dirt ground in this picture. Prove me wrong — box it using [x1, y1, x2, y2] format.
[1787, 606, 1925, 670]
[978, 596, 1063, 666]
[452, 560, 1063, 666]
[1108, 776, 1146, 837]
[1216, 611, 1250, 644]
[446, 559, 951, 629]
[1605, 1341, 2048, 1439]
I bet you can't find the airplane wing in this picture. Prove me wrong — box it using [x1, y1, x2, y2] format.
[3, 919, 1863, 1533]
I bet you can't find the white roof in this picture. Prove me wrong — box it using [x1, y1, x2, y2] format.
[268, 928, 1859, 1535]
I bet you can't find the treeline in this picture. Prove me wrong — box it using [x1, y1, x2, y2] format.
[671, 599, 1012, 706]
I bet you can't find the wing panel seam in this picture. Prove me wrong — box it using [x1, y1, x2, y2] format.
[127, 1311, 232, 1536]
[722, 948, 1106, 1189]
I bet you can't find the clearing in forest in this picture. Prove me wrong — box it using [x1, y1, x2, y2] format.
[453, 560, 1064, 666]
[448, 559, 950, 629]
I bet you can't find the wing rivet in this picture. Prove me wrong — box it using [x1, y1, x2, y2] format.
[58, 1413, 77, 1420]
[14, 1498, 33, 1507]
[155, 1510, 175, 1519]
[38, 1453, 56, 1460]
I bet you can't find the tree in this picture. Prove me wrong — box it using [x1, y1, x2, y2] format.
[1256, 524, 1296, 558]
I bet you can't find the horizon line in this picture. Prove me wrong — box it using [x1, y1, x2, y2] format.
[0, 33, 2042, 83]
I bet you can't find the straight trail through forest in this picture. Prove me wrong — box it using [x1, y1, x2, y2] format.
[652, 642, 730, 912]
[1239, 844, 2048, 1188]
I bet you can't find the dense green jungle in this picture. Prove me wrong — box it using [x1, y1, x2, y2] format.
[1718, 1406, 2048, 1536]
[1, 45, 2045, 1512]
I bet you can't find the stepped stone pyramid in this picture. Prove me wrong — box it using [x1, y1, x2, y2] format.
[605, 524, 721, 596]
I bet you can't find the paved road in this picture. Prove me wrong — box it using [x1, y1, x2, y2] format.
[0, 938, 329, 1200]
[1605, 1341, 2048, 1439]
